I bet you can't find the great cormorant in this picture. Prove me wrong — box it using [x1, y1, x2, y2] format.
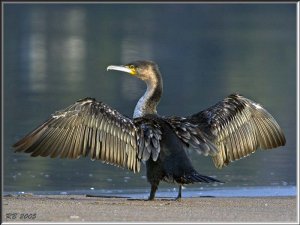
[13, 60, 286, 200]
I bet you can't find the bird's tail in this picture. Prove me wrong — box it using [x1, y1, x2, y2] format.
[183, 171, 223, 184]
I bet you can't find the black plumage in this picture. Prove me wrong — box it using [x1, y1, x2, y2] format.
[13, 60, 286, 200]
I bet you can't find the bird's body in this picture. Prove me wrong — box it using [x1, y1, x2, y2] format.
[13, 60, 286, 200]
[136, 114, 220, 199]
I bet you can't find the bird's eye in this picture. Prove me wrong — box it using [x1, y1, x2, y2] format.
[129, 65, 135, 69]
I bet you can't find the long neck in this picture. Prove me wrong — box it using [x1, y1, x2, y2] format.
[133, 72, 163, 118]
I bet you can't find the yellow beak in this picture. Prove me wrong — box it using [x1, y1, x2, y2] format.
[107, 65, 136, 75]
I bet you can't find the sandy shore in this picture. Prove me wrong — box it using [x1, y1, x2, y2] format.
[2, 194, 298, 223]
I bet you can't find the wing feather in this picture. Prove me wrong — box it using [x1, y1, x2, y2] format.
[187, 93, 286, 168]
[13, 98, 142, 172]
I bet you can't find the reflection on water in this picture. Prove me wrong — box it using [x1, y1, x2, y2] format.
[3, 3, 297, 196]
[60, 8, 86, 84]
[4, 186, 296, 199]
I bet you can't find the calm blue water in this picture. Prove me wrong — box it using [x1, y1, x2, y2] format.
[4, 186, 297, 199]
[3, 3, 297, 197]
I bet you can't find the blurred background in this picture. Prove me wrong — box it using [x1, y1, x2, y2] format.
[3, 3, 297, 198]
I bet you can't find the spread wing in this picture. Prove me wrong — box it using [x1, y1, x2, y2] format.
[186, 93, 286, 168]
[13, 98, 161, 173]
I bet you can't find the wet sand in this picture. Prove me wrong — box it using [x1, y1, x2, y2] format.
[2, 195, 297, 223]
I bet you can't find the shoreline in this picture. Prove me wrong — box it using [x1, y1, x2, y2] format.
[2, 194, 298, 223]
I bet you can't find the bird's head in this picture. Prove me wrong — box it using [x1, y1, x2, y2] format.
[107, 60, 161, 83]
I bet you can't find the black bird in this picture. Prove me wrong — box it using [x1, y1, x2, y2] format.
[13, 60, 286, 200]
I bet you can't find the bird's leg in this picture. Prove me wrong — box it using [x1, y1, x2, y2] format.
[175, 185, 182, 200]
[148, 184, 158, 200]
